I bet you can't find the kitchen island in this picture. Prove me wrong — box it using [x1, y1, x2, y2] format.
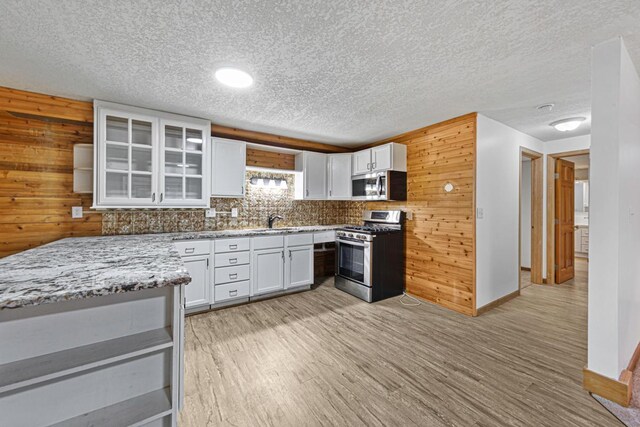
[0, 225, 342, 426]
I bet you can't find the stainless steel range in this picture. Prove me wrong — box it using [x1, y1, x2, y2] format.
[335, 210, 405, 302]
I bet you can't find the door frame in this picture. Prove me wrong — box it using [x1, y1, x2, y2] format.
[519, 148, 544, 288]
[545, 149, 590, 285]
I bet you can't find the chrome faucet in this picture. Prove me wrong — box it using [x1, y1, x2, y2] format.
[268, 213, 283, 229]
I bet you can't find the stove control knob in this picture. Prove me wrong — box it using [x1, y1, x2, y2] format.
[356, 234, 366, 240]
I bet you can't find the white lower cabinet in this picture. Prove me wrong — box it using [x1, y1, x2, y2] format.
[286, 245, 314, 289]
[215, 280, 250, 303]
[252, 247, 285, 296]
[182, 255, 210, 309]
[178, 233, 317, 311]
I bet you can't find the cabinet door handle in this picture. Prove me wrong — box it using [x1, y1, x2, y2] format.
[329, 190, 332, 197]
[241, 186, 244, 194]
[152, 192, 156, 202]
[229, 273, 238, 279]
[229, 258, 238, 264]
[281, 251, 284, 260]
[306, 189, 309, 197]
[185, 248, 195, 254]
[367, 162, 371, 170]
[372, 162, 377, 169]
[289, 250, 292, 259]
[229, 290, 238, 297]
[229, 244, 237, 250]
[160, 193, 164, 202]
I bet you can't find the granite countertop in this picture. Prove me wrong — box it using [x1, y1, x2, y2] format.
[0, 225, 344, 310]
[174, 224, 345, 240]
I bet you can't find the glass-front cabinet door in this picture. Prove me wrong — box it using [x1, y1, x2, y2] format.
[94, 101, 210, 209]
[159, 120, 208, 206]
[98, 110, 158, 206]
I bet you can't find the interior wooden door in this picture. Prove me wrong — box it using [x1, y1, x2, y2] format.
[555, 159, 575, 283]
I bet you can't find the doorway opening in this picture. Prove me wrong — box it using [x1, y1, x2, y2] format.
[519, 148, 544, 290]
[546, 150, 590, 284]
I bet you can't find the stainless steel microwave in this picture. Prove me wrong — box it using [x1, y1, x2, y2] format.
[351, 171, 407, 201]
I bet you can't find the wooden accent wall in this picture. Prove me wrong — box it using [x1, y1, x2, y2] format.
[367, 113, 477, 316]
[0, 87, 101, 258]
[246, 148, 295, 170]
[212, 124, 349, 153]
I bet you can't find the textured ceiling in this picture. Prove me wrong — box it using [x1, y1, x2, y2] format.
[1, 1, 639, 146]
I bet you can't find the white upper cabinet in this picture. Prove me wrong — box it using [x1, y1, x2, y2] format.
[93, 101, 210, 209]
[351, 143, 407, 176]
[295, 151, 327, 200]
[327, 153, 352, 200]
[371, 144, 393, 171]
[352, 149, 372, 175]
[160, 119, 209, 207]
[97, 109, 158, 207]
[211, 138, 246, 197]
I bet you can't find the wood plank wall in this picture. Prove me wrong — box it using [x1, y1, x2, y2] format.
[367, 113, 477, 316]
[246, 148, 295, 170]
[0, 87, 313, 257]
[0, 87, 101, 257]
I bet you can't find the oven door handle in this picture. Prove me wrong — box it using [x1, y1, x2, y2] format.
[336, 238, 370, 248]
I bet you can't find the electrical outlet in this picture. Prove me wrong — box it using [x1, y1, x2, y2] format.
[205, 208, 216, 218]
[476, 207, 484, 219]
[231, 208, 238, 218]
[71, 206, 83, 219]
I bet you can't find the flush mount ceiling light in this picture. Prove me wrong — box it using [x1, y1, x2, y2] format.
[536, 103, 555, 112]
[549, 117, 586, 132]
[214, 67, 254, 88]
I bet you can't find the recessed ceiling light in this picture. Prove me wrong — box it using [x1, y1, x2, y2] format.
[549, 117, 586, 132]
[214, 67, 253, 88]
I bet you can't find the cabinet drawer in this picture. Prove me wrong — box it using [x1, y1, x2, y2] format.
[215, 264, 250, 284]
[253, 235, 284, 250]
[286, 233, 313, 247]
[215, 280, 250, 303]
[174, 240, 211, 257]
[214, 251, 250, 267]
[215, 238, 250, 253]
[313, 230, 335, 244]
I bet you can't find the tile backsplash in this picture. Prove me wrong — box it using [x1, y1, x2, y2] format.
[102, 171, 365, 235]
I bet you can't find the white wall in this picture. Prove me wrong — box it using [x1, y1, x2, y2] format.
[521, 160, 532, 269]
[588, 37, 640, 379]
[545, 134, 590, 154]
[476, 115, 544, 308]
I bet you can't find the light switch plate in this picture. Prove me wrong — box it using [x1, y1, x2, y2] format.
[476, 208, 484, 219]
[231, 208, 238, 218]
[205, 208, 216, 218]
[71, 206, 83, 219]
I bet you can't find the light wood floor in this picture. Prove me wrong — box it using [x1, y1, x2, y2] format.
[179, 259, 618, 426]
